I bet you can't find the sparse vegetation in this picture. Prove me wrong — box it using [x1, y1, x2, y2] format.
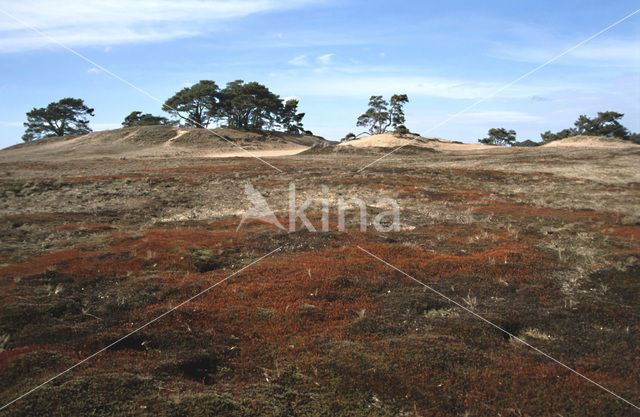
[0, 144, 638, 415]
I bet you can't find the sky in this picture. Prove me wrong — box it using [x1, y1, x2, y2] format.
[0, 0, 638, 147]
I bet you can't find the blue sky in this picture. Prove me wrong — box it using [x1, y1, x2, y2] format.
[0, 0, 638, 147]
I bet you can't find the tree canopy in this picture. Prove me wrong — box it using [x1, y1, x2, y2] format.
[574, 111, 629, 139]
[356, 94, 409, 135]
[478, 128, 517, 146]
[217, 80, 283, 130]
[278, 99, 306, 134]
[163, 80, 305, 133]
[541, 111, 631, 142]
[22, 98, 94, 142]
[341, 132, 357, 142]
[513, 139, 540, 147]
[162, 80, 220, 128]
[122, 111, 176, 127]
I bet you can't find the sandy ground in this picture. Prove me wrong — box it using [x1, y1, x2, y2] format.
[204, 147, 308, 158]
[541, 135, 638, 148]
[338, 133, 493, 150]
[0, 126, 327, 162]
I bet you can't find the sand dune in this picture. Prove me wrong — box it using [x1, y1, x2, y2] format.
[0, 126, 327, 162]
[337, 133, 492, 151]
[541, 135, 638, 148]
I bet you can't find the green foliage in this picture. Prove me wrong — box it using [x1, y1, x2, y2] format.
[278, 99, 305, 134]
[541, 111, 632, 143]
[121, 111, 176, 127]
[540, 128, 576, 143]
[513, 139, 540, 147]
[22, 98, 94, 142]
[478, 127, 516, 146]
[389, 94, 409, 129]
[574, 111, 629, 139]
[357, 94, 409, 134]
[394, 125, 410, 136]
[162, 80, 220, 128]
[162, 79, 307, 133]
[341, 132, 356, 142]
[217, 80, 281, 130]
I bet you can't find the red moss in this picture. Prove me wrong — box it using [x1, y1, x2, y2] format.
[0, 228, 242, 280]
[396, 186, 422, 193]
[603, 225, 640, 240]
[0, 346, 44, 370]
[0, 249, 82, 279]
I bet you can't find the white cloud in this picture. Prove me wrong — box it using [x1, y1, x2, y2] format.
[317, 53, 334, 65]
[288, 55, 310, 66]
[493, 38, 640, 67]
[87, 67, 101, 74]
[281, 95, 300, 103]
[0, 0, 320, 53]
[454, 111, 543, 124]
[273, 73, 575, 100]
[0, 121, 22, 127]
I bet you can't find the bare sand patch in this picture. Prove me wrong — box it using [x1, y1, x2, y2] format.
[338, 133, 493, 151]
[541, 135, 638, 148]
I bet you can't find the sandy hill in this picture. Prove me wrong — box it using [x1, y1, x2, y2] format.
[0, 126, 328, 161]
[336, 133, 492, 151]
[541, 135, 639, 148]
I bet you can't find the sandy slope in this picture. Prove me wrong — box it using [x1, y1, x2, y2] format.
[337, 133, 492, 150]
[204, 147, 309, 158]
[541, 135, 638, 148]
[0, 126, 327, 162]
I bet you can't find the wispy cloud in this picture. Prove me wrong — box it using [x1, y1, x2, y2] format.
[317, 53, 334, 65]
[0, 0, 321, 53]
[0, 121, 22, 127]
[288, 55, 310, 66]
[454, 110, 543, 123]
[272, 72, 583, 101]
[493, 38, 640, 67]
